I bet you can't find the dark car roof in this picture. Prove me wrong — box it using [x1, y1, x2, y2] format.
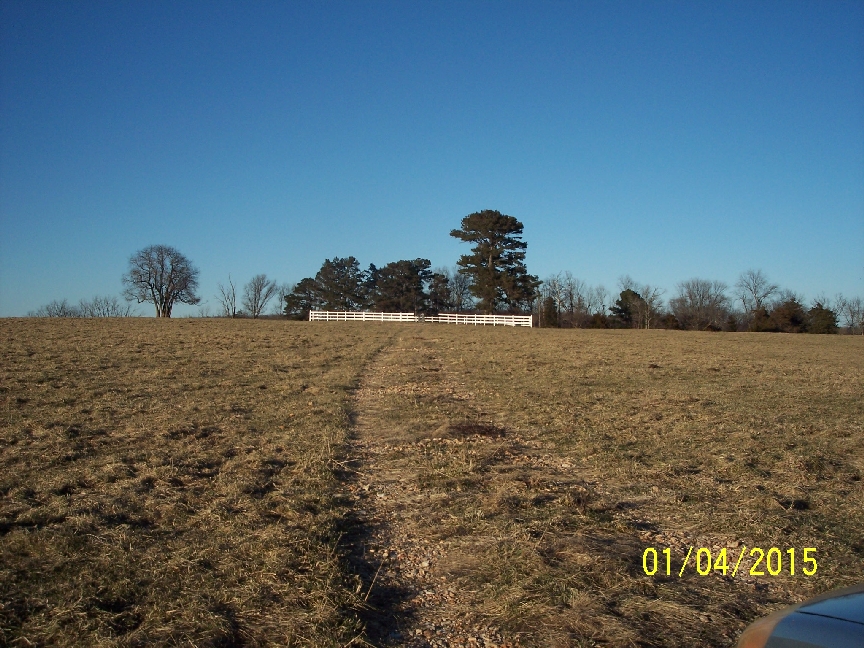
[798, 587, 864, 626]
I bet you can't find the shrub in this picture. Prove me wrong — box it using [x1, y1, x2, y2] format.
[748, 306, 776, 332]
[807, 303, 838, 334]
[770, 299, 808, 333]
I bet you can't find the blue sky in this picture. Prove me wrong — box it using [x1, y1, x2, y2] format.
[1, 0, 862, 316]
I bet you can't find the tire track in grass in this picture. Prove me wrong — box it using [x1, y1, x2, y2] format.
[339, 330, 518, 647]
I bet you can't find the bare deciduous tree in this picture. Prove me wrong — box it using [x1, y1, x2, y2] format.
[559, 272, 587, 326]
[271, 283, 295, 315]
[773, 288, 805, 309]
[444, 266, 473, 313]
[736, 269, 778, 313]
[638, 284, 665, 329]
[30, 296, 134, 317]
[587, 285, 609, 316]
[217, 276, 239, 318]
[122, 245, 200, 317]
[242, 274, 278, 319]
[617, 275, 638, 294]
[836, 295, 863, 334]
[532, 275, 610, 327]
[28, 299, 80, 317]
[78, 295, 134, 317]
[541, 273, 565, 325]
[670, 279, 730, 330]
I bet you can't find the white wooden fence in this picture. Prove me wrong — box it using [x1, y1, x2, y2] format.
[309, 311, 532, 327]
[425, 313, 532, 327]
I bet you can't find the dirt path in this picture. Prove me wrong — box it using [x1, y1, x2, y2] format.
[339, 331, 520, 647]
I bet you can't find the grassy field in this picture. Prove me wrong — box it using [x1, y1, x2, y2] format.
[361, 328, 863, 646]
[0, 319, 395, 646]
[1, 319, 862, 646]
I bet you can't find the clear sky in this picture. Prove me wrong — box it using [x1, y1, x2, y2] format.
[1, 0, 862, 317]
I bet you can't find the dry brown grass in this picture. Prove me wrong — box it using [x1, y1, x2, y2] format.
[2, 321, 862, 647]
[0, 318, 394, 646]
[361, 328, 863, 646]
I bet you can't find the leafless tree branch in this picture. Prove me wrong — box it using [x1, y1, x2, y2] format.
[122, 245, 200, 317]
[217, 276, 239, 318]
[242, 274, 278, 318]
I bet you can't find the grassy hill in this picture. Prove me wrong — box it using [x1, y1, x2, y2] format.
[2, 319, 861, 646]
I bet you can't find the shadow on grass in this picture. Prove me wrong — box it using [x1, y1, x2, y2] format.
[334, 426, 418, 647]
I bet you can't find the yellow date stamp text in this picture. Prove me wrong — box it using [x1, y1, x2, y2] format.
[642, 546, 817, 578]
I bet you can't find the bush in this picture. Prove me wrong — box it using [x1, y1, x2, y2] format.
[748, 307, 776, 332]
[807, 303, 838, 334]
[541, 296, 559, 327]
[724, 314, 741, 332]
[586, 313, 612, 329]
[28, 299, 80, 317]
[770, 299, 808, 333]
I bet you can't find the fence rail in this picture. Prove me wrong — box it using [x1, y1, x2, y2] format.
[309, 311, 532, 327]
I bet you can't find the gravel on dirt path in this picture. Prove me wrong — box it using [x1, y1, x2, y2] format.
[339, 333, 523, 647]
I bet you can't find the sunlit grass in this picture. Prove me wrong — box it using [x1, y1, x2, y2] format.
[2, 320, 861, 646]
[0, 318, 394, 646]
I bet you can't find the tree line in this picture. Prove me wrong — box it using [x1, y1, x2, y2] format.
[284, 257, 458, 319]
[26, 210, 863, 334]
[280, 210, 537, 318]
[28, 295, 135, 318]
[537, 269, 863, 334]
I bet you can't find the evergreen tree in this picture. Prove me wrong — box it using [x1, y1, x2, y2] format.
[363, 263, 380, 301]
[807, 302, 838, 334]
[428, 272, 451, 314]
[449, 210, 539, 313]
[283, 277, 322, 319]
[770, 298, 808, 333]
[372, 259, 432, 313]
[749, 306, 776, 332]
[314, 257, 369, 310]
[541, 296, 559, 327]
[610, 289, 644, 328]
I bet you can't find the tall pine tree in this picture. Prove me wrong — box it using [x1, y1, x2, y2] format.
[450, 210, 539, 313]
[314, 257, 369, 310]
